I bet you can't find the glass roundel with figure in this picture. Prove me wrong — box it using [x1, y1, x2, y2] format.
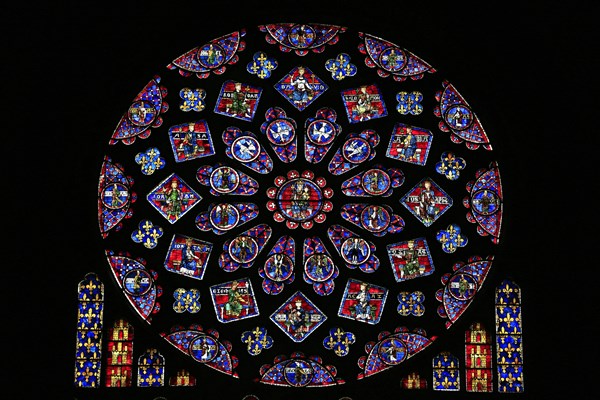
[94, 22, 504, 395]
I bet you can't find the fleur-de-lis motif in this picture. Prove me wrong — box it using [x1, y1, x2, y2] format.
[435, 152, 466, 180]
[396, 91, 423, 115]
[179, 88, 206, 112]
[172, 288, 201, 313]
[240, 326, 273, 355]
[436, 224, 468, 253]
[247, 52, 278, 79]
[322, 327, 356, 356]
[131, 220, 163, 249]
[397, 291, 425, 316]
[325, 53, 357, 81]
[135, 147, 166, 175]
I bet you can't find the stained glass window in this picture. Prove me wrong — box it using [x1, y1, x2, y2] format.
[74, 273, 104, 388]
[432, 352, 460, 391]
[465, 322, 493, 392]
[137, 348, 166, 387]
[64, 16, 537, 400]
[400, 372, 427, 390]
[169, 369, 197, 387]
[105, 319, 134, 387]
[495, 280, 525, 393]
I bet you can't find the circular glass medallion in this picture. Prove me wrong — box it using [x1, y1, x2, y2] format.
[283, 359, 314, 387]
[123, 269, 152, 296]
[444, 104, 473, 131]
[304, 254, 335, 282]
[210, 166, 240, 194]
[360, 205, 391, 233]
[306, 120, 336, 145]
[361, 169, 391, 196]
[472, 189, 500, 215]
[342, 137, 371, 163]
[277, 178, 323, 222]
[101, 183, 129, 209]
[288, 24, 316, 48]
[379, 47, 406, 72]
[209, 203, 240, 231]
[197, 43, 225, 68]
[448, 273, 478, 301]
[266, 120, 295, 145]
[228, 235, 259, 264]
[127, 100, 156, 127]
[189, 334, 219, 363]
[378, 337, 408, 365]
[341, 237, 371, 265]
[232, 136, 260, 162]
[264, 254, 294, 281]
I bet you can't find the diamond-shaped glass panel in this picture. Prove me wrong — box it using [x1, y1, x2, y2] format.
[146, 173, 202, 224]
[400, 178, 452, 227]
[274, 66, 328, 111]
[269, 291, 326, 342]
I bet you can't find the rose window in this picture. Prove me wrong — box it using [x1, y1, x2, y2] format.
[92, 22, 505, 396]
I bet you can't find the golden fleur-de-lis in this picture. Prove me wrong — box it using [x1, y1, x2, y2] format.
[253, 326, 262, 337]
[150, 228, 161, 240]
[441, 376, 454, 389]
[326, 337, 337, 349]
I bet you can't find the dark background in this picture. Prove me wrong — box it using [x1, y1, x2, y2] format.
[8, 1, 597, 400]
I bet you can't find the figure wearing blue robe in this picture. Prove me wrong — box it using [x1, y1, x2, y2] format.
[180, 238, 200, 272]
[401, 129, 417, 160]
[354, 283, 373, 320]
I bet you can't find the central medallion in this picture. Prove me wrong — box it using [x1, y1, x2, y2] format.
[278, 178, 323, 221]
[266, 170, 333, 229]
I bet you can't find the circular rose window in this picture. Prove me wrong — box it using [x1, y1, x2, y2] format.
[95, 22, 504, 396]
